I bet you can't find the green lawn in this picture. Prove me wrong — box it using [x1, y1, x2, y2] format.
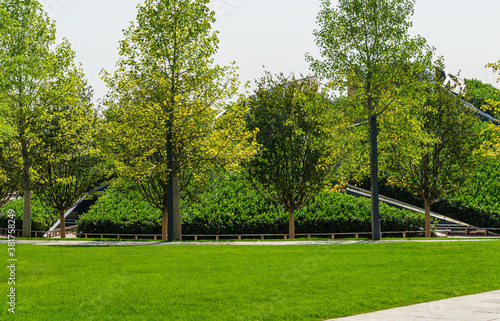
[2, 241, 500, 320]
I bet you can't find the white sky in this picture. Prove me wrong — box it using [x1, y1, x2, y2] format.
[40, 0, 500, 104]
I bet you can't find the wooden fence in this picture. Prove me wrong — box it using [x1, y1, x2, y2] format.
[2, 227, 499, 240]
[74, 230, 426, 240]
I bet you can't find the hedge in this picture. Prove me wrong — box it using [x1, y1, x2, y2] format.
[368, 159, 500, 228]
[0, 197, 58, 231]
[78, 172, 423, 235]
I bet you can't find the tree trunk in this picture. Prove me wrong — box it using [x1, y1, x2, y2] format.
[166, 126, 174, 242]
[21, 134, 32, 238]
[22, 190, 31, 238]
[288, 209, 295, 239]
[60, 209, 66, 239]
[162, 207, 168, 241]
[369, 114, 381, 240]
[424, 199, 431, 238]
[172, 169, 182, 241]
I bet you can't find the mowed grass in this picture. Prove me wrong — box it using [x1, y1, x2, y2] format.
[2, 241, 500, 320]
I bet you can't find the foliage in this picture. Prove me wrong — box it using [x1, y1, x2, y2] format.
[102, 0, 255, 240]
[243, 72, 342, 238]
[0, 139, 20, 207]
[307, 0, 435, 119]
[485, 60, 500, 156]
[386, 73, 484, 236]
[368, 174, 500, 228]
[464, 78, 500, 115]
[31, 67, 106, 238]
[77, 187, 161, 235]
[0, 197, 57, 231]
[78, 171, 423, 235]
[0, 0, 87, 236]
[307, 0, 436, 239]
[453, 158, 500, 214]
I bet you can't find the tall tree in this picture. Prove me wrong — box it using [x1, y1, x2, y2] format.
[243, 73, 341, 239]
[307, 0, 435, 239]
[386, 74, 483, 237]
[0, 0, 77, 237]
[32, 69, 104, 238]
[102, 0, 255, 241]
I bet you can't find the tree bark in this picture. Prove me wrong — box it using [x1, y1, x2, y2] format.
[59, 209, 66, 239]
[424, 199, 431, 238]
[288, 209, 295, 239]
[22, 190, 31, 238]
[21, 134, 32, 238]
[162, 207, 168, 241]
[370, 114, 381, 240]
[172, 169, 182, 241]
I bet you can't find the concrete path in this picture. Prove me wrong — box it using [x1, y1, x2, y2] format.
[1, 238, 500, 246]
[326, 290, 500, 321]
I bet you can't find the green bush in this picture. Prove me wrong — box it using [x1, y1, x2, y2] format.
[0, 198, 58, 231]
[369, 157, 500, 228]
[78, 172, 423, 235]
[453, 158, 500, 213]
[464, 78, 500, 115]
[296, 191, 423, 233]
[77, 187, 161, 234]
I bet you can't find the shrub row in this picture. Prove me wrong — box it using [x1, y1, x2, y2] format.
[78, 173, 423, 235]
[367, 159, 500, 228]
[0, 198, 58, 231]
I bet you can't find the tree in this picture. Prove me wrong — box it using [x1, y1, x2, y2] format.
[485, 61, 500, 156]
[386, 74, 483, 237]
[243, 73, 341, 239]
[0, 141, 21, 208]
[102, 0, 255, 241]
[0, 0, 79, 237]
[307, 0, 435, 239]
[32, 69, 104, 238]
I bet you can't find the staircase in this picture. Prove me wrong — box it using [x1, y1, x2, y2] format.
[345, 184, 474, 235]
[44, 196, 85, 238]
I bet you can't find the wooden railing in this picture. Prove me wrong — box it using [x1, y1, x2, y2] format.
[0, 226, 78, 238]
[2, 228, 499, 240]
[75, 230, 426, 241]
[45, 226, 78, 238]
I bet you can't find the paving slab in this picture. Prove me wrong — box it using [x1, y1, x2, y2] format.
[1, 238, 500, 246]
[326, 290, 500, 321]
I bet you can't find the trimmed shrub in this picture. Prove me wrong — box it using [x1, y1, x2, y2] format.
[0, 198, 58, 231]
[78, 172, 423, 235]
[77, 188, 161, 234]
[369, 158, 500, 228]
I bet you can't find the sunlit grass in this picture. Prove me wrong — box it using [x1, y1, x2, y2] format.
[2, 241, 500, 320]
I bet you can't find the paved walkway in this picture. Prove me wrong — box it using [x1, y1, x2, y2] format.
[326, 290, 500, 321]
[1, 238, 500, 246]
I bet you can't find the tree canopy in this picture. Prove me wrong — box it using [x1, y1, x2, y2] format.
[387, 73, 483, 237]
[0, 0, 92, 236]
[102, 0, 255, 241]
[307, 0, 436, 239]
[243, 72, 342, 239]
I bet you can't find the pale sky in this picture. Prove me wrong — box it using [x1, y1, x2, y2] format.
[40, 0, 500, 104]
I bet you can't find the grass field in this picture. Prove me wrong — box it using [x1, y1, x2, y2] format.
[1, 241, 500, 320]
